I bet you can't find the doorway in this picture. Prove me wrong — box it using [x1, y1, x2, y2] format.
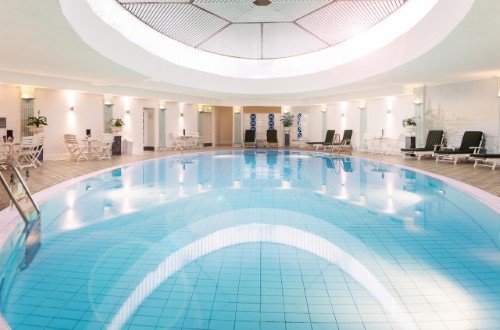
[201, 112, 212, 147]
[215, 106, 233, 146]
[143, 108, 155, 151]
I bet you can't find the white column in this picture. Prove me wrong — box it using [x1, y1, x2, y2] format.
[413, 87, 425, 147]
[359, 101, 367, 150]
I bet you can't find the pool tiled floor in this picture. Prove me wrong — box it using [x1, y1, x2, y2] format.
[1, 148, 499, 330]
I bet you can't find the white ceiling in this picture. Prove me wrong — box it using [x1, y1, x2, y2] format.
[0, 0, 500, 106]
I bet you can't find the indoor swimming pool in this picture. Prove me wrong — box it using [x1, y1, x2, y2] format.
[1, 150, 499, 329]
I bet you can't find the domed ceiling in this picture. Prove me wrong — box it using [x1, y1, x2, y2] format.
[117, 0, 407, 59]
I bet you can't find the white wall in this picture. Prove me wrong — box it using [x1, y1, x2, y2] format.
[307, 105, 324, 142]
[35, 88, 104, 158]
[0, 84, 21, 141]
[161, 102, 198, 149]
[327, 101, 362, 148]
[2, 78, 499, 158]
[364, 95, 414, 139]
[425, 78, 499, 151]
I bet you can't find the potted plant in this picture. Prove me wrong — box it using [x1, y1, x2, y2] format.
[280, 113, 294, 133]
[109, 118, 125, 133]
[26, 111, 48, 133]
[402, 116, 416, 135]
[402, 116, 416, 127]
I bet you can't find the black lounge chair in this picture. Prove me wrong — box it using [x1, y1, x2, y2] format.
[401, 130, 444, 161]
[266, 129, 279, 148]
[243, 129, 256, 148]
[470, 153, 500, 170]
[435, 131, 483, 164]
[306, 129, 335, 150]
[331, 130, 353, 154]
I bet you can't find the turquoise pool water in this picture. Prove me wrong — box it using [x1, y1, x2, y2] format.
[2, 150, 499, 329]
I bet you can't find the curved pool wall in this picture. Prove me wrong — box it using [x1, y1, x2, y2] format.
[0, 150, 499, 329]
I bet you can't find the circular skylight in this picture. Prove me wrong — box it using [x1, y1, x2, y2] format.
[117, 0, 407, 60]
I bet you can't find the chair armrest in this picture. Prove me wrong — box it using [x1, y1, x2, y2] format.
[433, 144, 443, 151]
[441, 146, 456, 151]
[469, 146, 482, 154]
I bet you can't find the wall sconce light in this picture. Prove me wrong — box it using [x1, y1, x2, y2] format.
[126, 110, 130, 114]
[180, 113, 184, 117]
[387, 109, 391, 114]
[69, 106, 74, 111]
[341, 113, 345, 117]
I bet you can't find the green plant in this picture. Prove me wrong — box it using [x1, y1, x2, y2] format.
[109, 118, 125, 127]
[402, 116, 416, 127]
[280, 113, 294, 127]
[26, 111, 48, 127]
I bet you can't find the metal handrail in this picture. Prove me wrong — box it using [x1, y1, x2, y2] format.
[0, 161, 40, 226]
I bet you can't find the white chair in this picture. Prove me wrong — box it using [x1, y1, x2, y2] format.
[0, 144, 8, 162]
[385, 134, 406, 155]
[92, 133, 114, 160]
[32, 134, 45, 166]
[173, 135, 188, 151]
[64, 134, 88, 161]
[187, 132, 203, 148]
[17, 135, 39, 168]
[362, 133, 377, 152]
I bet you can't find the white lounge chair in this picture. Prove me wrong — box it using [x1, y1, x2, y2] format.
[64, 134, 88, 161]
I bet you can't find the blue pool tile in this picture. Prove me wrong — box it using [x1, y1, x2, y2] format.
[286, 322, 312, 330]
[261, 312, 285, 322]
[183, 317, 210, 329]
[47, 317, 79, 329]
[234, 321, 259, 329]
[261, 321, 287, 330]
[73, 320, 104, 329]
[157, 316, 184, 328]
[285, 313, 310, 323]
[21, 315, 52, 327]
[211, 310, 236, 321]
[136, 306, 164, 317]
[312, 322, 339, 330]
[130, 314, 160, 327]
[208, 319, 234, 329]
[212, 302, 237, 312]
[236, 311, 260, 321]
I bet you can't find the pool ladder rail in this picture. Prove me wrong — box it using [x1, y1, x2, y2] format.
[0, 161, 41, 226]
